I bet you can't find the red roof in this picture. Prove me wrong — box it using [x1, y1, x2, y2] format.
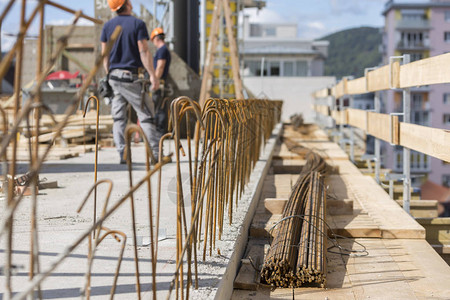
[46, 71, 80, 80]
[421, 180, 450, 216]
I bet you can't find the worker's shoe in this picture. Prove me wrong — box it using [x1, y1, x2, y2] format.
[119, 151, 126, 164]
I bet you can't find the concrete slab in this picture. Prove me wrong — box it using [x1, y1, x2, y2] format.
[0, 122, 282, 300]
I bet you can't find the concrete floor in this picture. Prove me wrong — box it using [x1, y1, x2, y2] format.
[0, 128, 280, 300]
[0, 141, 230, 299]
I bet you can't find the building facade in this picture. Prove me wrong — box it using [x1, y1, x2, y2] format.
[241, 21, 334, 122]
[242, 22, 328, 77]
[382, 0, 450, 187]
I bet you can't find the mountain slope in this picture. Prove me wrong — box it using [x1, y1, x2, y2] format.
[319, 27, 382, 78]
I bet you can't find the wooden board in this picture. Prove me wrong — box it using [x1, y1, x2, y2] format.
[313, 88, 329, 99]
[400, 52, 450, 88]
[233, 238, 450, 299]
[367, 64, 391, 91]
[342, 175, 425, 239]
[367, 112, 399, 144]
[315, 105, 329, 116]
[347, 108, 366, 130]
[346, 77, 366, 95]
[332, 79, 346, 99]
[399, 122, 450, 163]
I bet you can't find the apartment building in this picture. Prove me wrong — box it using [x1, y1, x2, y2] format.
[382, 0, 450, 188]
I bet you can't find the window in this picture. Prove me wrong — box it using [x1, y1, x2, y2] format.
[443, 175, 450, 188]
[264, 27, 276, 37]
[283, 61, 294, 77]
[401, 9, 426, 21]
[412, 93, 423, 109]
[268, 61, 280, 76]
[296, 61, 307, 76]
[244, 60, 264, 76]
[410, 53, 423, 62]
[444, 114, 450, 125]
[400, 32, 424, 48]
[445, 32, 450, 43]
[446, 11, 450, 22]
[249, 24, 262, 37]
[444, 93, 450, 104]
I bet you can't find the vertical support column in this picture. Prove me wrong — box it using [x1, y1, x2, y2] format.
[339, 97, 344, 140]
[187, 0, 200, 73]
[349, 95, 355, 162]
[174, 0, 188, 62]
[200, 0, 206, 71]
[374, 91, 381, 183]
[402, 54, 411, 214]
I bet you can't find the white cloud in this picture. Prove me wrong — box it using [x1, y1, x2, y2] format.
[330, 0, 385, 16]
[243, 7, 285, 23]
[307, 21, 325, 31]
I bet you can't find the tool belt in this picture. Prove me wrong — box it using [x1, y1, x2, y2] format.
[109, 69, 139, 82]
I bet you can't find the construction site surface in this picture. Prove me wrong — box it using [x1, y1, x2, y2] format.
[232, 124, 450, 299]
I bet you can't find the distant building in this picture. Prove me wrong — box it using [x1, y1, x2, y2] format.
[240, 20, 334, 122]
[242, 22, 328, 77]
[382, 0, 450, 188]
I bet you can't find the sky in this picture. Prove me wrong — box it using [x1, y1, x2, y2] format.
[0, 0, 387, 51]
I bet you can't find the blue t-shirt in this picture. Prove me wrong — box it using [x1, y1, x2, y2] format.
[153, 44, 171, 80]
[100, 15, 149, 71]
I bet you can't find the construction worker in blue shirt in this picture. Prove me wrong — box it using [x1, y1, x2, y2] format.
[101, 0, 161, 163]
[150, 27, 171, 135]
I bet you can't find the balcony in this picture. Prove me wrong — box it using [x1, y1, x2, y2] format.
[396, 19, 431, 30]
[396, 41, 430, 51]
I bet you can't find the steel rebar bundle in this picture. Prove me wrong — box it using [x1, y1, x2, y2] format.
[261, 152, 328, 288]
[166, 98, 283, 299]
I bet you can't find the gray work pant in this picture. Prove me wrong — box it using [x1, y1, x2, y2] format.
[109, 74, 161, 158]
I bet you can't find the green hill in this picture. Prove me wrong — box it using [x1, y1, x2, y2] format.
[319, 27, 382, 78]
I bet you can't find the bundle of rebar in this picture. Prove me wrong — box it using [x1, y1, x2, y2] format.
[261, 152, 327, 288]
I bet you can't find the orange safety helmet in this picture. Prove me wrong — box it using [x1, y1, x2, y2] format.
[108, 0, 126, 11]
[150, 27, 165, 41]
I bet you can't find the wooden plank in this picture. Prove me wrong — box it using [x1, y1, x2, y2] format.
[342, 175, 425, 239]
[233, 262, 256, 290]
[327, 199, 353, 215]
[331, 110, 346, 125]
[199, 0, 221, 105]
[264, 198, 287, 215]
[347, 239, 417, 299]
[347, 108, 366, 130]
[366, 64, 397, 92]
[222, 0, 244, 99]
[327, 214, 382, 238]
[346, 77, 366, 95]
[333, 79, 346, 98]
[367, 112, 399, 144]
[416, 217, 450, 244]
[249, 213, 280, 238]
[400, 52, 450, 88]
[399, 122, 450, 162]
[367, 65, 389, 91]
[384, 239, 450, 299]
[315, 105, 329, 116]
[313, 88, 329, 99]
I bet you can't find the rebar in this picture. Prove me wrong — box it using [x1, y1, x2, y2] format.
[0, 2, 284, 299]
[261, 151, 328, 288]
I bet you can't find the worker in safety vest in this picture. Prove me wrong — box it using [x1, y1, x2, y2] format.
[101, 0, 161, 164]
[150, 27, 171, 135]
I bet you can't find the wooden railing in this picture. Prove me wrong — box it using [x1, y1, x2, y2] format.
[312, 53, 450, 163]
